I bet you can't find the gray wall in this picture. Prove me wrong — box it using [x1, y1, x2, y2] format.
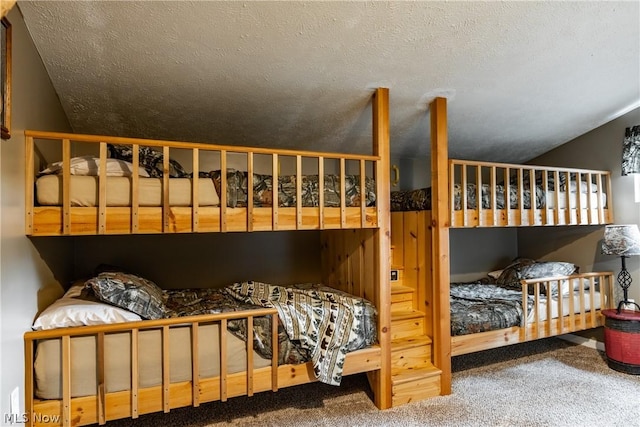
[519, 107, 640, 304]
[0, 6, 72, 418]
[70, 231, 322, 290]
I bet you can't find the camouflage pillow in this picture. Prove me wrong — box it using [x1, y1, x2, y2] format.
[496, 259, 577, 293]
[86, 271, 167, 320]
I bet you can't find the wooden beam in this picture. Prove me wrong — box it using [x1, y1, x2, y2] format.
[430, 96, 452, 395]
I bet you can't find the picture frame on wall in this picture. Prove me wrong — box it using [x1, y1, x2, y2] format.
[1, 17, 12, 140]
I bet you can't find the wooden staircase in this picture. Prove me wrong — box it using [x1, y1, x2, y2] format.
[390, 263, 442, 406]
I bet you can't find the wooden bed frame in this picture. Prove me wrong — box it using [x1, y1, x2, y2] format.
[450, 272, 615, 356]
[24, 89, 392, 426]
[391, 96, 615, 396]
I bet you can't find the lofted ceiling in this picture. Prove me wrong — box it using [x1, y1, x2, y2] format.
[18, 1, 640, 163]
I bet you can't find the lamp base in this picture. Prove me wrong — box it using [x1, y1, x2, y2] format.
[617, 300, 640, 313]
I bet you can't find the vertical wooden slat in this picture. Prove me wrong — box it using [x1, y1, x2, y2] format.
[450, 162, 457, 226]
[319, 157, 325, 229]
[542, 170, 549, 225]
[490, 166, 496, 226]
[475, 165, 482, 227]
[528, 168, 535, 226]
[98, 142, 107, 234]
[518, 168, 524, 225]
[589, 274, 597, 326]
[25, 136, 35, 235]
[162, 146, 170, 233]
[247, 153, 254, 231]
[576, 172, 583, 224]
[564, 171, 571, 224]
[605, 173, 613, 223]
[24, 338, 34, 427]
[62, 139, 71, 234]
[271, 313, 279, 391]
[272, 154, 279, 231]
[521, 282, 529, 341]
[554, 170, 561, 225]
[585, 173, 593, 225]
[533, 283, 540, 339]
[360, 159, 366, 228]
[162, 325, 170, 413]
[220, 150, 227, 232]
[191, 323, 200, 407]
[430, 96, 451, 396]
[296, 155, 303, 229]
[192, 148, 199, 232]
[97, 332, 106, 425]
[220, 319, 228, 401]
[461, 164, 467, 226]
[596, 174, 604, 224]
[247, 316, 254, 397]
[568, 278, 576, 330]
[131, 144, 140, 233]
[62, 335, 71, 427]
[546, 285, 553, 336]
[131, 329, 139, 418]
[504, 167, 510, 226]
[340, 158, 346, 228]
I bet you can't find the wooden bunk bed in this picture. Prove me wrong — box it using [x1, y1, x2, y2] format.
[390, 97, 615, 397]
[23, 89, 392, 426]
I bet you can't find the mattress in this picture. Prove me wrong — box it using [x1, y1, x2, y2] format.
[35, 175, 220, 207]
[526, 291, 602, 323]
[34, 323, 272, 399]
[544, 191, 606, 210]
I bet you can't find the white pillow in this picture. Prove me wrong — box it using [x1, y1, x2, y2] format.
[39, 155, 150, 177]
[32, 285, 141, 330]
[487, 269, 503, 280]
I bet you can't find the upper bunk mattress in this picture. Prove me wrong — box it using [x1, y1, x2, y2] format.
[35, 175, 220, 207]
[391, 183, 607, 212]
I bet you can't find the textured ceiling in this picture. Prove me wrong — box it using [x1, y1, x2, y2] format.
[18, 1, 640, 162]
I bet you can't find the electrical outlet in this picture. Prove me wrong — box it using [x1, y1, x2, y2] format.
[390, 270, 398, 281]
[10, 386, 19, 415]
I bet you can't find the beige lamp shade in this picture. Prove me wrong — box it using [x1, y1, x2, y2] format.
[602, 224, 640, 256]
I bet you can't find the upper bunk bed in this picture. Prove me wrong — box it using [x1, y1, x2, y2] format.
[25, 131, 382, 236]
[391, 159, 613, 227]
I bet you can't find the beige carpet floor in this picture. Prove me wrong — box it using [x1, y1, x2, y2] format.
[95, 337, 640, 427]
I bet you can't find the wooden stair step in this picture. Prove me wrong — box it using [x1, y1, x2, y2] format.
[391, 309, 424, 321]
[391, 310, 425, 340]
[391, 365, 442, 407]
[392, 365, 442, 386]
[391, 336, 432, 351]
[391, 337, 433, 371]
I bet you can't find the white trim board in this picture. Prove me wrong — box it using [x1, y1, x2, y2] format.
[558, 333, 604, 352]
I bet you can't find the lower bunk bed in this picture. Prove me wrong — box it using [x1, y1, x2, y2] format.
[24, 272, 381, 427]
[449, 260, 614, 356]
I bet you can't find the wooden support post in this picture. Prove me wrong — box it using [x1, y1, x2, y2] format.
[430, 96, 452, 395]
[372, 87, 391, 409]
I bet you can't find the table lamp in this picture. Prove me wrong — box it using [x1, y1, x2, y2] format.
[602, 224, 640, 312]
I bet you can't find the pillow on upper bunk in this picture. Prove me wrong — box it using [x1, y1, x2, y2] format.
[38, 155, 151, 177]
[85, 271, 167, 320]
[32, 284, 142, 330]
[108, 144, 189, 178]
[495, 258, 578, 293]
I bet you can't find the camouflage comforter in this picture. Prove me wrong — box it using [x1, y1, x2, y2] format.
[164, 283, 377, 385]
[211, 170, 377, 208]
[450, 281, 535, 336]
[391, 183, 545, 212]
